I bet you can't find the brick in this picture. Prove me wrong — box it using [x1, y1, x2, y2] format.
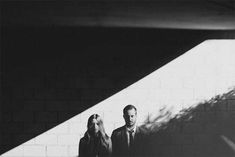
[170, 88, 195, 101]
[23, 145, 46, 157]
[1, 122, 24, 134]
[149, 133, 172, 145]
[11, 88, 25, 99]
[201, 112, 219, 123]
[211, 100, 228, 111]
[34, 88, 57, 100]
[23, 138, 35, 145]
[46, 123, 57, 131]
[13, 134, 35, 145]
[224, 91, 235, 100]
[181, 122, 204, 134]
[68, 114, 81, 123]
[227, 99, 235, 111]
[92, 78, 114, 89]
[114, 122, 125, 130]
[168, 145, 182, 157]
[3, 101, 24, 112]
[1, 145, 24, 157]
[47, 123, 69, 134]
[193, 134, 218, 144]
[0, 145, 11, 155]
[35, 111, 58, 122]
[22, 88, 35, 98]
[46, 146, 68, 157]
[193, 104, 206, 112]
[193, 144, 215, 156]
[181, 145, 197, 157]
[1, 134, 13, 145]
[44, 101, 70, 111]
[230, 114, 235, 124]
[203, 102, 214, 112]
[57, 111, 78, 123]
[43, 77, 57, 89]
[80, 89, 105, 101]
[68, 122, 86, 134]
[1, 112, 12, 122]
[203, 122, 222, 134]
[102, 110, 124, 123]
[24, 122, 46, 134]
[55, 88, 82, 100]
[103, 122, 115, 136]
[162, 122, 182, 133]
[171, 134, 193, 145]
[182, 77, 206, 90]
[69, 100, 85, 111]
[191, 111, 214, 123]
[35, 134, 57, 145]
[155, 145, 182, 157]
[13, 111, 34, 122]
[23, 100, 45, 111]
[68, 145, 79, 157]
[58, 135, 79, 145]
[66, 77, 90, 89]
[23, 77, 43, 89]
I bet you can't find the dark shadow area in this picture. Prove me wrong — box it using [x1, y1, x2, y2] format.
[1, 1, 235, 29]
[1, 26, 235, 154]
[140, 88, 235, 157]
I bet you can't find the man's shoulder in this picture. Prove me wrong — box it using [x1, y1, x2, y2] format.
[112, 125, 125, 135]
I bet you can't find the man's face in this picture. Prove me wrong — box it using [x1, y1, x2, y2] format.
[123, 108, 137, 127]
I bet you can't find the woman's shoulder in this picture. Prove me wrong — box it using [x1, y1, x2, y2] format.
[79, 137, 85, 144]
[79, 133, 89, 144]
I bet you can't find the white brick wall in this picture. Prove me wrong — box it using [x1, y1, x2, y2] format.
[46, 146, 68, 157]
[23, 146, 46, 157]
[35, 135, 58, 145]
[1, 146, 24, 157]
[1, 40, 235, 157]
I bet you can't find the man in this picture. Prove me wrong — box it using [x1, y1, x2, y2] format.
[111, 105, 147, 157]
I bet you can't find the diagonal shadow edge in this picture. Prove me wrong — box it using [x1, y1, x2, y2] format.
[1, 39, 235, 157]
[1, 27, 235, 155]
[1, 27, 214, 155]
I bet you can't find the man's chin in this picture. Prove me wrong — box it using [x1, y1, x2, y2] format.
[127, 123, 134, 127]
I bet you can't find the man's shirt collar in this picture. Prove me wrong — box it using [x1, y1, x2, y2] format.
[125, 125, 137, 133]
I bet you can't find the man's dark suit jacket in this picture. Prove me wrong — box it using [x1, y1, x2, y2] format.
[111, 125, 147, 157]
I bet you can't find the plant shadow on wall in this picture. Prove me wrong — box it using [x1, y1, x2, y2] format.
[140, 88, 235, 157]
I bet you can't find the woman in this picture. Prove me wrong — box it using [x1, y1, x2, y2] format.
[79, 114, 112, 157]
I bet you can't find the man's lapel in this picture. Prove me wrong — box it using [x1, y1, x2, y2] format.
[134, 126, 142, 145]
[135, 126, 139, 139]
[121, 126, 128, 148]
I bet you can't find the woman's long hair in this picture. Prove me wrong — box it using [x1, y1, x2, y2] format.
[85, 114, 109, 146]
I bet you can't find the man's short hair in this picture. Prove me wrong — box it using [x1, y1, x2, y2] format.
[123, 104, 137, 115]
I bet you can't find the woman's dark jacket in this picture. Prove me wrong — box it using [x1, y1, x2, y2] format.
[79, 132, 112, 157]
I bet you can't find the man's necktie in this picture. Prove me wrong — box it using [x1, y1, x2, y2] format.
[129, 130, 134, 148]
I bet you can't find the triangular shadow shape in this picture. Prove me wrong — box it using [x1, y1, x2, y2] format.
[1, 26, 234, 155]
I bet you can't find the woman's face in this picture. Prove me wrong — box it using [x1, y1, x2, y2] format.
[89, 119, 99, 134]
